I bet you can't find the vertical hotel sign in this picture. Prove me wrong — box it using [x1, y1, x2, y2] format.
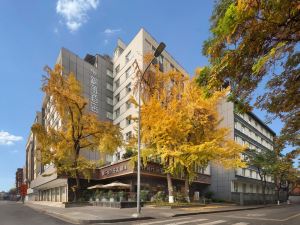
[90, 68, 98, 113]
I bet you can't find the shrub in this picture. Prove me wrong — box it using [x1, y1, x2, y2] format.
[117, 191, 125, 201]
[140, 190, 149, 202]
[122, 148, 137, 159]
[107, 190, 114, 199]
[204, 191, 214, 199]
[153, 191, 165, 203]
[175, 192, 186, 203]
[212, 198, 225, 203]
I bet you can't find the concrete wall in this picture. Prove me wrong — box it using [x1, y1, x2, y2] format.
[289, 196, 300, 204]
[232, 192, 276, 205]
[209, 164, 235, 201]
[58, 48, 113, 121]
[209, 99, 235, 201]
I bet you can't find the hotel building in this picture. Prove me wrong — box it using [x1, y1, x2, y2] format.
[209, 99, 276, 204]
[24, 28, 275, 204]
[27, 48, 115, 202]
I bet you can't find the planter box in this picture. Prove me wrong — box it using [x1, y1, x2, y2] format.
[94, 201, 144, 208]
[64, 202, 93, 208]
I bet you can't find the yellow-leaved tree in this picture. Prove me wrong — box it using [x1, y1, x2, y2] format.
[138, 61, 245, 203]
[32, 65, 123, 201]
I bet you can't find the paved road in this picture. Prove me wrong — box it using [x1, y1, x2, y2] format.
[119, 204, 300, 225]
[0, 200, 73, 225]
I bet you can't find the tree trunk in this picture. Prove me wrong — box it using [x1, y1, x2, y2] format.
[74, 169, 81, 202]
[276, 185, 280, 203]
[262, 180, 266, 205]
[73, 146, 81, 202]
[183, 167, 190, 202]
[166, 173, 174, 203]
[286, 182, 290, 202]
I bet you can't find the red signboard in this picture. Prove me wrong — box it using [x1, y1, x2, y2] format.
[19, 184, 27, 197]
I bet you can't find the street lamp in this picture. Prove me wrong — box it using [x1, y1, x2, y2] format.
[136, 42, 166, 215]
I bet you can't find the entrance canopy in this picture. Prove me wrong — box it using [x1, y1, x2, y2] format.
[87, 182, 130, 190]
[87, 184, 104, 190]
[102, 182, 131, 189]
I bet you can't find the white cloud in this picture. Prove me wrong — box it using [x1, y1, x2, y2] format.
[103, 28, 121, 35]
[56, 0, 100, 32]
[0, 131, 23, 146]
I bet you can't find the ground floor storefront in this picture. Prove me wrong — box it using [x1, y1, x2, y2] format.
[230, 177, 278, 205]
[29, 159, 211, 203]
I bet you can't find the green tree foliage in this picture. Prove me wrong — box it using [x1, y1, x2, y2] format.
[247, 145, 299, 203]
[199, 0, 300, 147]
[246, 148, 275, 204]
[271, 147, 300, 201]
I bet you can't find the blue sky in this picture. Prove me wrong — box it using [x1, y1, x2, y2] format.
[0, 0, 294, 192]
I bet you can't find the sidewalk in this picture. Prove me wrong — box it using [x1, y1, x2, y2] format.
[25, 201, 275, 224]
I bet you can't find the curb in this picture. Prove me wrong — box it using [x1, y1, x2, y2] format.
[77, 217, 154, 224]
[25, 203, 154, 224]
[24, 203, 278, 224]
[44, 211, 154, 224]
[173, 205, 275, 217]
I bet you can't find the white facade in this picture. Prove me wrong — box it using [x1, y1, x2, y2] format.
[112, 28, 188, 160]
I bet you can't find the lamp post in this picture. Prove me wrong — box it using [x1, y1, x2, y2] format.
[136, 42, 166, 215]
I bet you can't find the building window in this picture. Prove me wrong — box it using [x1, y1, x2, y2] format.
[106, 97, 113, 105]
[106, 112, 113, 120]
[241, 125, 245, 133]
[115, 65, 120, 74]
[145, 39, 152, 50]
[115, 79, 120, 89]
[125, 131, 132, 141]
[106, 69, 113, 78]
[115, 93, 120, 103]
[126, 100, 131, 109]
[116, 152, 120, 161]
[234, 121, 238, 129]
[242, 168, 246, 176]
[242, 139, 245, 146]
[126, 116, 132, 125]
[126, 83, 131, 93]
[115, 108, 120, 118]
[242, 183, 247, 193]
[233, 182, 238, 192]
[125, 51, 132, 63]
[250, 184, 253, 193]
[106, 83, 113, 91]
[158, 54, 164, 71]
[125, 67, 131, 78]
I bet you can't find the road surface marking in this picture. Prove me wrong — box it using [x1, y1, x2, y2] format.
[231, 223, 249, 225]
[165, 218, 208, 225]
[281, 212, 300, 221]
[246, 213, 265, 217]
[197, 220, 226, 225]
[225, 213, 300, 222]
[225, 215, 280, 221]
[136, 217, 196, 225]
